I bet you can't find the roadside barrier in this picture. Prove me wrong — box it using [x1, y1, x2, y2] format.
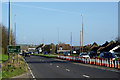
[56, 55, 120, 70]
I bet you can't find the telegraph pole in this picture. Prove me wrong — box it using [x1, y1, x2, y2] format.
[8, 0, 11, 62]
[15, 14, 16, 46]
[15, 14, 18, 63]
[71, 32, 72, 54]
[58, 28, 59, 44]
[80, 31, 82, 53]
[81, 14, 84, 53]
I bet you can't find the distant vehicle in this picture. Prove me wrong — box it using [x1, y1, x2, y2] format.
[88, 51, 97, 58]
[25, 52, 30, 57]
[99, 52, 116, 59]
[73, 51, 77, 54]
[44, 51, 47, 55]
[79, 53, 90, 58]
[64, 52, 70, 56]
[29, 51, 33, 54]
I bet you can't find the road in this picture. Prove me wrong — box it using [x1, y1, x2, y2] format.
[24, 55, 120, 78]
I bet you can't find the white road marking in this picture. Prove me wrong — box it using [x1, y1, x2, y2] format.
[66, 69, 70, 72]
[50, 63, 52, 65]
[57, 66, 59, 68]
[83, 75, 90, 78]
[23, 58, 36, 79]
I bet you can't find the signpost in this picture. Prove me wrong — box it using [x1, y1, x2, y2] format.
[8, 46, 20, 64]
[8, 46, 20, 53]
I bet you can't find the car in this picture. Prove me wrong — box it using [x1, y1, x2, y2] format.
[88, 51, 97, 58]
[25, 52, 30, 57]
[79, 53, 90, 58]
[99, 52, 116, 59]
[64, 52, 70, 56]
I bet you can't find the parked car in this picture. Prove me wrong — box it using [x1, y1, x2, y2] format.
[99, 52, 116, 59]
[25, 52, 30, 57]
[79, 53, 90, 58]
[64, 52, 70, 56]
[88, 51, 97, 58]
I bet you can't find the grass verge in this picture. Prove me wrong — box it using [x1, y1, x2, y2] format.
[1, 55, 28, 78]
[32, 54, 57, 58]
[0, 54, 8, 63]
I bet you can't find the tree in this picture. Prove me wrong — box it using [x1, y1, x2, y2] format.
[50, 43, 56, 54]
[93, 42, 98, 46]
[0, 24, 15, 54]
[43, 45, 51, 53]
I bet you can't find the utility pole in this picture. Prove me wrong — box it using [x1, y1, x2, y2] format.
[15, 14, 16, 46]
[58, 28, 59, 44]
[71, 32, 72, 54]
[8, 0, 11, 62]
[81, 14, 84, 53]
[15, 14, 18, 63]
[80, 31, 82, 53]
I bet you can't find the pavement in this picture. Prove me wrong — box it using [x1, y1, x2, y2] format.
[24, 55, 120, 78]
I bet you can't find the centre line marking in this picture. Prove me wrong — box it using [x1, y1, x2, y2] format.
[66, 69, 70, 72]
[57, 66, 59, 67]
[83, 75, 90, 78]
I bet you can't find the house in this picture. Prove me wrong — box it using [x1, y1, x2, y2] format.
[72, 46, 81, 54]
[36, 44, 45, 53]
[56, 44, 71, 54]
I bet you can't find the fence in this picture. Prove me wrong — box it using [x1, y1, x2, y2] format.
[56, 55, 120, 69]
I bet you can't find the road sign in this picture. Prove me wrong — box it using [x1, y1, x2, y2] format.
[8, 46, 21, 53]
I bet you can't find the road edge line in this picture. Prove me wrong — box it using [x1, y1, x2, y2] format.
[23, 58, 36, 79]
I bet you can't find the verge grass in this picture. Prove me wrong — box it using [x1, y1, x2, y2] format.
[1, 55, 28, 78]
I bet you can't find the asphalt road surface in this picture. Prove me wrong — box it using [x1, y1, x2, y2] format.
[24, 55, 120, 78]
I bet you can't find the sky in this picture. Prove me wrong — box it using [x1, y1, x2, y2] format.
[2, 2, 118, 46]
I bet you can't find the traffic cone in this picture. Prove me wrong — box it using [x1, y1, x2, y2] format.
[115, 59, 117, 68]
[106, 58, 109, 67]
[93, 58, 95, 65]
[112, 60, 114, 68]
[97, 58, 99, 65]
[87, 58, 89, 64]
[102, 58, 104, 66]
[95, 58, 97, 65]
[117, 59, 120, 69]
[85, 57, 86, 64]
[100, 58, 102, 66]
[110, 58, 112, 67]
